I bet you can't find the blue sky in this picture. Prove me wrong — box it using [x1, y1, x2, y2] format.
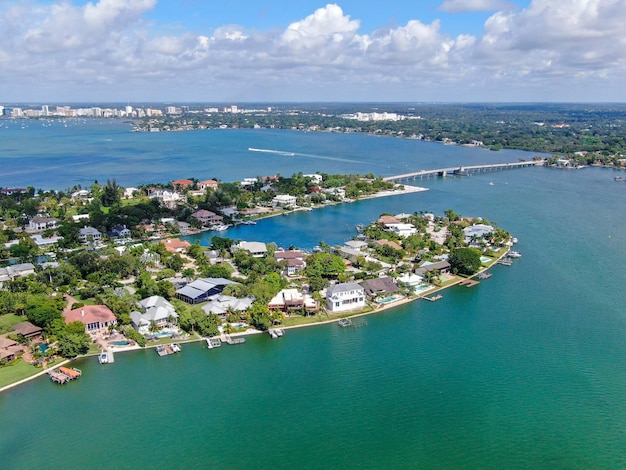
[0, 0, 623, 102]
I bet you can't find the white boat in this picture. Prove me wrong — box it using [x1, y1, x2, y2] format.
[512, 237, 518, 244]
[509, 251, 522, 258]
[338, 318, 352, 327]
[171, 343, 181, 353]
[212, 224, 230, 231]
[98, 351, 108, 364]
[489, 181, 494, 186]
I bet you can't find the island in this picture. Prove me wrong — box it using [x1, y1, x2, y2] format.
[0, 172, 517, 392]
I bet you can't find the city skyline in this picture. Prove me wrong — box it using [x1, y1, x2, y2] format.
[1, 0, 624, 103]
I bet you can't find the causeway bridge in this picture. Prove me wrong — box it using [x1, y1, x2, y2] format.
[383, 160, 544, 182]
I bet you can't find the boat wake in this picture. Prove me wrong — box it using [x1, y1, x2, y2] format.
[248, 148, 295, 156]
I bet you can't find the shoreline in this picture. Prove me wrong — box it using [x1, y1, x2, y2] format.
[0, 248, 510, 394]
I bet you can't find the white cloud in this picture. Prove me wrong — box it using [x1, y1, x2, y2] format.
[0, 0, 625, 101]
[438, 0, 517, 13]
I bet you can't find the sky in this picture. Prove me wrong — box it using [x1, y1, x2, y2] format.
[0, 0, 625, 103]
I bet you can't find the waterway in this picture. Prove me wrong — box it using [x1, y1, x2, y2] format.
[1, 121, 626, 468]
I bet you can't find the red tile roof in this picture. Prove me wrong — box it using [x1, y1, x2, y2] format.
[63, 305, 116, 325]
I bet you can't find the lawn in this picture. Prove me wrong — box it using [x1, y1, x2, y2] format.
[0, 357, 64, 389]
[0, 314, 26, 334]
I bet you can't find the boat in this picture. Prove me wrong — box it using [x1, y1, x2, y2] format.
[338, 318, 352, 327]
[508, 251, 522, 258]
[614, 176, 624, 182]
[171, 343, 181, 353]
[489, 181, 494, 186]
[98, 351, 108, 364]
[512, 237, 518, 244]
[212, 224, 230, 231]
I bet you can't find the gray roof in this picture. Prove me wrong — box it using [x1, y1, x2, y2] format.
[176, 278, 238, 300]
[327, 282, 364, 296]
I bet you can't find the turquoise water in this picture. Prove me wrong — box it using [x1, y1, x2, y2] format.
[1, 124, 626, 468]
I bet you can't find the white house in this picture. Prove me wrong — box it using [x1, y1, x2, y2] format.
[79, 226, 102, 243]
[235, 241, 267, 258]
[463, 224, 494, 242]
[272, 194, 297, 208]
[326, 282, 366, 313]
[385, 223, 417, 238]
[28, 216, 58, 232]
[130, 296, 178, 335]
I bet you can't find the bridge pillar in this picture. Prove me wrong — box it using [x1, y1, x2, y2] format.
[440, 170, 447, 177]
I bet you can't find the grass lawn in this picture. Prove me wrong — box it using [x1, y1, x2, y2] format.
[0, 357, 67, 389]
[0, 314, 26, 333]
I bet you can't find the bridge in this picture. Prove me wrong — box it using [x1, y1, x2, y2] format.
[383, 160, 544, 182]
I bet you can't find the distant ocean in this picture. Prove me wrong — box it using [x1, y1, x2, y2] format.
[1, 120, 626, 469]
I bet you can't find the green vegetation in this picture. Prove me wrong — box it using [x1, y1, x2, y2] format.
[449, 247, 483, 275]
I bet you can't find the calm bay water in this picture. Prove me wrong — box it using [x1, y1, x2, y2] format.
[1, 120, 626, 468]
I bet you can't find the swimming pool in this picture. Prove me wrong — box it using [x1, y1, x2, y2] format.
[109, 340, 131, 347]
[378, 296, 399, 304]
[150, 332, 172, 339]
[480, 256, 491, 263]
[415, 284, 432, 292]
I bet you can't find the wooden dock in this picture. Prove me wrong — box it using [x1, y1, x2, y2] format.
[156, 344, 181, 356]
[424, 294, 443, 302]
[477, 272, 492, 280]
[48, 370, 70, 384]
[49, 367, 82, 384]
[459, 279, 480, 288]
[497, 259, 512, 266]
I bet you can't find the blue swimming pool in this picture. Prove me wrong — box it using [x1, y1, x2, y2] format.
[480, 256, 491, 263]
[109, 340, 131, 346]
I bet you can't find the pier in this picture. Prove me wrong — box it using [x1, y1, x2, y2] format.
[156, 344, 181, 356]
[206, 337, 222, 349]
[459, 279, 480, 288]
[424, 294, 443, 302]
[223, 334, 246, 345]
[49, 367, 82, 384]
[383, 160, 543, 183]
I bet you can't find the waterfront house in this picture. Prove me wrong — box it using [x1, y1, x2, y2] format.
[359, 277, 399, 298]
[130, 296, 178, 335]
[378, 215, 400, 225]
[191, 209, 223, 226]
[172, 179, 193, 190]
[63, 305, 117, 333]
[176, 278, 239, 304]
[344, 240, 368, 251]
[415, 260, 451, 276]
[326, 282, 366, 313]
[272, 194, 297, 208]
[202, 295, 255, 318]
[463, 224, 494, 243]
[198, 179, 219, 191]
[268, 289, 318, 313]
[79, 226, 102, 243]
[397, 272, 424, 289]
[385, 223, 417, 238]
